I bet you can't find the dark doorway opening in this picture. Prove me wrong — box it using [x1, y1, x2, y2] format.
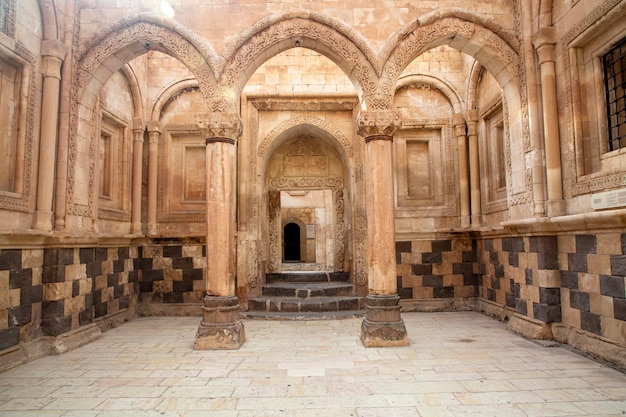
[284, 223, 301, 262]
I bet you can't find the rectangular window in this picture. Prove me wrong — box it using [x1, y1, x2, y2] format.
[603, 37, 626, 151]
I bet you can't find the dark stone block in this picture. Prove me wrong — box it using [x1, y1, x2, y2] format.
[163, 246, 182, 258]
[600, 275, 625, 299]
[9, 269, 32, 289]
[487, 288, 496, 301]
[0, 327, 20, 350]
[79, 248, 95, 264]
[140, 258, 153, 270]
[172, 257, 194, 270]
[107, 274, 119, 287]
[94, 303, 108, 318]
[539, 287, 561, 305]
[508, 252, 519, 267]
[118, 247, 130, 260]
[411, 264, 432, 275]
[93, 290, 102, 305]
[561, 271, 579, 290]
[202, 245, 206, 257]
[462, 250, 477, 262]
[484, 239, 494, 251]
[568, 253, 588, 273]
[453, 262, 473, 275]
[525, 268, 533, 285]
[610, 255, 626, 277]
[570, 290, 590, 312]
[422, 252, 442, 264]
[173, 280, 193, 293]
[433, 286, 454, 298]
[79, 308, 93, 326]
[139, 281, 154, 292]
[44, 248, 74, 266]
[42, 316, 71, 336]
[143, 269, 163, 282]
[490, 251, 499, 264]
[396, 242, 411, 264]
[133, 258, 142, 270]
[95, 248, 108, 262]
[164, 292, 184, 303]
[0, 250, 22, 270]
[119, 296, 130, 309]
[514, 282, 521, 298]
[506, 293, 516, 308]
[128, 270, 140, 283]
[576, 235, 597, 255]
[494, 265, 504, 278]
[581, 311, 602, 335]
[432, 240, 452, 252]
[622, 234, 626, 255]
[502, 238, 512, 252]
[112, 260, 125, 273]
[183, 269, 203, 280]
[42, 265, 65, 283]
[72, 280, 80, 297]
[9, 305, 31, 325]
[21, 285, 42, 305]
[516, 299, 528, 315]
[42, 300, 65, 319]
[490, 276, 500, 290]
[533, 303, 562, 322]
[512, 237, 525, 253]
[614, 298, 626, 321]
[537, 252, 559, 271]
[463, 274, 478, 286]
[529, 236, 558, 254]
[114, 284, 124, 299]
[422, 275, 442, 287]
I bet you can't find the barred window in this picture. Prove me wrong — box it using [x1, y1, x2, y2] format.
[603, 37, 626, 151]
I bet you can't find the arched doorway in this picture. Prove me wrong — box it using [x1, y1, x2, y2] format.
[283, 222, 301, 262]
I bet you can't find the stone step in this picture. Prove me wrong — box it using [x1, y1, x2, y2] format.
[262, 281, 355, 298]
[248, 296, 364, 313]
[266, 272, 350, 283]
[240, 310, 365, 320]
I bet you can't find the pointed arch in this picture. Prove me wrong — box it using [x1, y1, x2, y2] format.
[150, 78, 199, 122]
[396, 74, 464, 114]
[219, 12, 379, 106]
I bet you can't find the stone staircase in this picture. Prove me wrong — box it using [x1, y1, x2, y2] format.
[242, 272, 365, 320]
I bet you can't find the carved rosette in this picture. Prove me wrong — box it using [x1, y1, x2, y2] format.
[356, 110, 402, 139]
[197, 112, 242, 142]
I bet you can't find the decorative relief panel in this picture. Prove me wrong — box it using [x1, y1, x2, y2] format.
[284, 137, 328, 177]
[0, 0, 15, 38]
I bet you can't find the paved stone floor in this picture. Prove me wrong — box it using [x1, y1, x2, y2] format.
[0, 312, 625, 417]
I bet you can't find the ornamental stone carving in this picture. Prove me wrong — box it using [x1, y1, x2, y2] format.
[197, 112, 242, 141]
[356, 110, 402, 138]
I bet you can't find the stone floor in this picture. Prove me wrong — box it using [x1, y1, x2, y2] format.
[0, 312, 625, 417]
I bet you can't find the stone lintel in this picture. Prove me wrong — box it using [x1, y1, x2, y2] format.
[360, 294, 408, 347]
[195, 295, 245, 350]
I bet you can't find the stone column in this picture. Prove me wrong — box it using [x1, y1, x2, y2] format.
[453, 114, 470, 228]
[356, 110, 408, 347]
[195, 112, 245, 350]
[533, 28, 565, 217]
[146, 122, 160, 236]
[467, 110, 482, 226]
[131, 119, 144, 234]
[33, 40, 67, 230]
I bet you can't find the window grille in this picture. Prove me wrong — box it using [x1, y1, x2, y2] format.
[603, 37, 626, 151]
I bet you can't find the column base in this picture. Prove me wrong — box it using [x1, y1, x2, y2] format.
[32, 210, 53, 231]
[360, 294, 408, 347]
[546, 198, 566, 217]
[195, 295, 245, 350]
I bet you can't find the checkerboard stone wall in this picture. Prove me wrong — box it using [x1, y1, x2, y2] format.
[396, 237, 478, 300]
[138, 243, 206, 304]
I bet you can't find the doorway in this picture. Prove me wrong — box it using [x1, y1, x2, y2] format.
[283, 222, 301, 262]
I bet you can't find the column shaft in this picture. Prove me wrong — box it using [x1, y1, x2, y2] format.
[454, 114, 470, 228]
[131, 122, 144, 234]
[33, 40, 67, 230]
[467, 111, 482, 225]
[146, 123, 160, 236]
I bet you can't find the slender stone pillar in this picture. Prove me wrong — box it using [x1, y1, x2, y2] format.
[146, 122, 160, 236]
[453, 114, 470, 228]
[33, 40, 67, 230]
[467, 110, 482, 226]
[131, 119, 144, 234]
[356, 110, 408, 347]
[195, 112, 244, 350]
[533, 28, 565, 217]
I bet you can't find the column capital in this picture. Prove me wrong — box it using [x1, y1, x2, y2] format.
[356, 110, 402, 139]
[196, 112, 242, 142]
[41, 39, 67, 60]
[533, 27, 557, 64]
[146, 121, 161, 133]
[452, 113, 466, 136]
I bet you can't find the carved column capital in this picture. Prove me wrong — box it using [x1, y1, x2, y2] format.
[197, 112, 242, 143]
[452, 113, 466, 137]
[356, 110, 402, 139]
[533, 27, 557, 65]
